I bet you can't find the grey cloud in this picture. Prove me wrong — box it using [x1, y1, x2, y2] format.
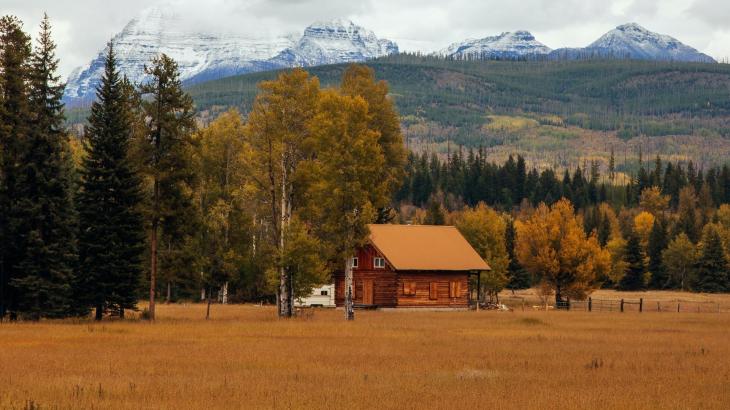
[2, 0, 728, 78]
[686, 0, 730, 28]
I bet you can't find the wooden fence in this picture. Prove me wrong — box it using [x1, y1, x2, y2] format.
[501, 296, 723, 313]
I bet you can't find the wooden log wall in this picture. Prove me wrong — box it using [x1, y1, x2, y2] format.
[396, 272, 469, 307]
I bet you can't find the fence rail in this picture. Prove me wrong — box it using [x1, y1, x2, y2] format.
[500, 296, 723, 313]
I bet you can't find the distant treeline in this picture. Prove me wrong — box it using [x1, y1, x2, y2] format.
[397, 149, 730, 211]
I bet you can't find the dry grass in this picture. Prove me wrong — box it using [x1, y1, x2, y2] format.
[1, 297, 729, 409]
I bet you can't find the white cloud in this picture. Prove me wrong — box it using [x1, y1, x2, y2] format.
[2, 0, 727, 79]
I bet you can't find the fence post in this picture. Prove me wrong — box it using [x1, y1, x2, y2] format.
[588, 297, 592, 312]
[639, 298, 643, 313]
[620, 299, 624, 313]
[657, 301, 660, 312]
[677, 302, 680, 313]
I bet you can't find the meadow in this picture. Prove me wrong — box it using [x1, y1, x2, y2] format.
[1, 292, 729, 409]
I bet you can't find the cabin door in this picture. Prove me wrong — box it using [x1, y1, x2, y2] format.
[363, 279, 374, 305]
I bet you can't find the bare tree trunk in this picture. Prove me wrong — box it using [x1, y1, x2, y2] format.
[206, 286, 212, 320]
[344, 256, 354, 321]
[278, 153, 291, 318]
[166, 281, 171, 304]
[149, 219, 158, 321]
[95, 304, 103, 321]
[222, 282, 228, 304]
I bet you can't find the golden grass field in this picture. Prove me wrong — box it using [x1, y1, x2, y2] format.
[1, 290, 729, 410]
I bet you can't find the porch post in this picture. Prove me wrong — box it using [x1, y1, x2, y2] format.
[476, 272, 481, 311]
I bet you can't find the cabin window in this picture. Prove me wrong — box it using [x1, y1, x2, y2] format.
[352, 257, 358, 268]
[403, 281, 416, 296]
[320, 290, 329, 296]
[429, 282, 438, 300]
[449, 281, 461, 298]
[374, 257, 385, 269]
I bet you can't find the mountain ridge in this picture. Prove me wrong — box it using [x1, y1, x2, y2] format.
[437, 30, 552, 59]
[65, 14, 716, 105]
[437, 23, 714, 63]
[548, 23, 715, 63]
[63, 8, 398, 105]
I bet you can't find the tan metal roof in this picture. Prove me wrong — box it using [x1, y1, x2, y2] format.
[367, 224, 491, 271]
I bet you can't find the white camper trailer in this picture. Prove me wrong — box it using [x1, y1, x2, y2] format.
[295, 284, 335, 307]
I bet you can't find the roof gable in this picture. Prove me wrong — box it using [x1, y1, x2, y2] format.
[367, 224, 491, 271]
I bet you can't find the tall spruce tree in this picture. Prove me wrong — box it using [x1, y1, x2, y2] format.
[505, 217, 530, 290]
[597, 211, 611, 247]
[138, 54, 196, 321]
[0, 16, 32, 320]
[647, 218, 669, 289]
[695, 227, 729, 292]
[77, 43, 145, 320]
[9, 14, 77, 319]
[618, 231, 646, 291]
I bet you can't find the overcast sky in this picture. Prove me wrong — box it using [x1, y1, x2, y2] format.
[5, 0, 730, 78]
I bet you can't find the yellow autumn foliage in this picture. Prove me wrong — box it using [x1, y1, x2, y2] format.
[515, 199, 610, 301]
[633, 211, 656, 251]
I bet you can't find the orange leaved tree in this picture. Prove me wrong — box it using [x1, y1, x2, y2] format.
[515, 198, 610, 305]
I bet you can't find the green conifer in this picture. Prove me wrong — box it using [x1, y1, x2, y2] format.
[138, 54, 196, 321]
[0, 15, 32, 320]
[695, 227, 729, 292]
[505, 218, 530, 289]
[77, 43, 145, 320]
[647, 218, 669, 289]
[10, 14, 77, 319]
[619, 231, 646, 291]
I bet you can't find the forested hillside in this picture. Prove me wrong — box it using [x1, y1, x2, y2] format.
[181, 55, 730, 171]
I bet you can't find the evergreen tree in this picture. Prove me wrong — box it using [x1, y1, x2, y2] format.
[695, 227, 729, 292]
[424, 197, 446, 225]
[6, 15, 77, 319]
[618, 231, 646, 290]
[597, 211, 611, 247]
[0, 15, 32, 320]
[77, 43, 145, 320]
[515, 155, 526, 203]
[676, 186, 699, 242]
[608, 147, 616, 182]
[647, 218, 668, 289]
[505, 217, 530, 289]
[138, 54, 197, 321]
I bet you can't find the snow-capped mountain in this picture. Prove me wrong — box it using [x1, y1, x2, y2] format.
[548, 23, 715, 63]
[438, 31, 551, 59]
[65, 12, 716, 105]
[64, 9, 398, 105]
[271, 19, 398, 67]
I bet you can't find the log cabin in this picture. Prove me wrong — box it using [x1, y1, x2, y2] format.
[334, 224, 490, 308]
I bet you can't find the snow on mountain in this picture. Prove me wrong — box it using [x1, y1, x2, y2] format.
[548, 23, 715, 63]
[65, 13, 716, 106]
[438, 31, 551, 59]
[270, 19, 398, 67]
[64, 10, 397, 105]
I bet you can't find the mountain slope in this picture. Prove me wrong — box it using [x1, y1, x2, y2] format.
[439, 31, 551, 59]
[186, 56, 730, 142]
[549, 23, 715, 63]
[64, 8, 397, 105]
[65, 56, 730, 168]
